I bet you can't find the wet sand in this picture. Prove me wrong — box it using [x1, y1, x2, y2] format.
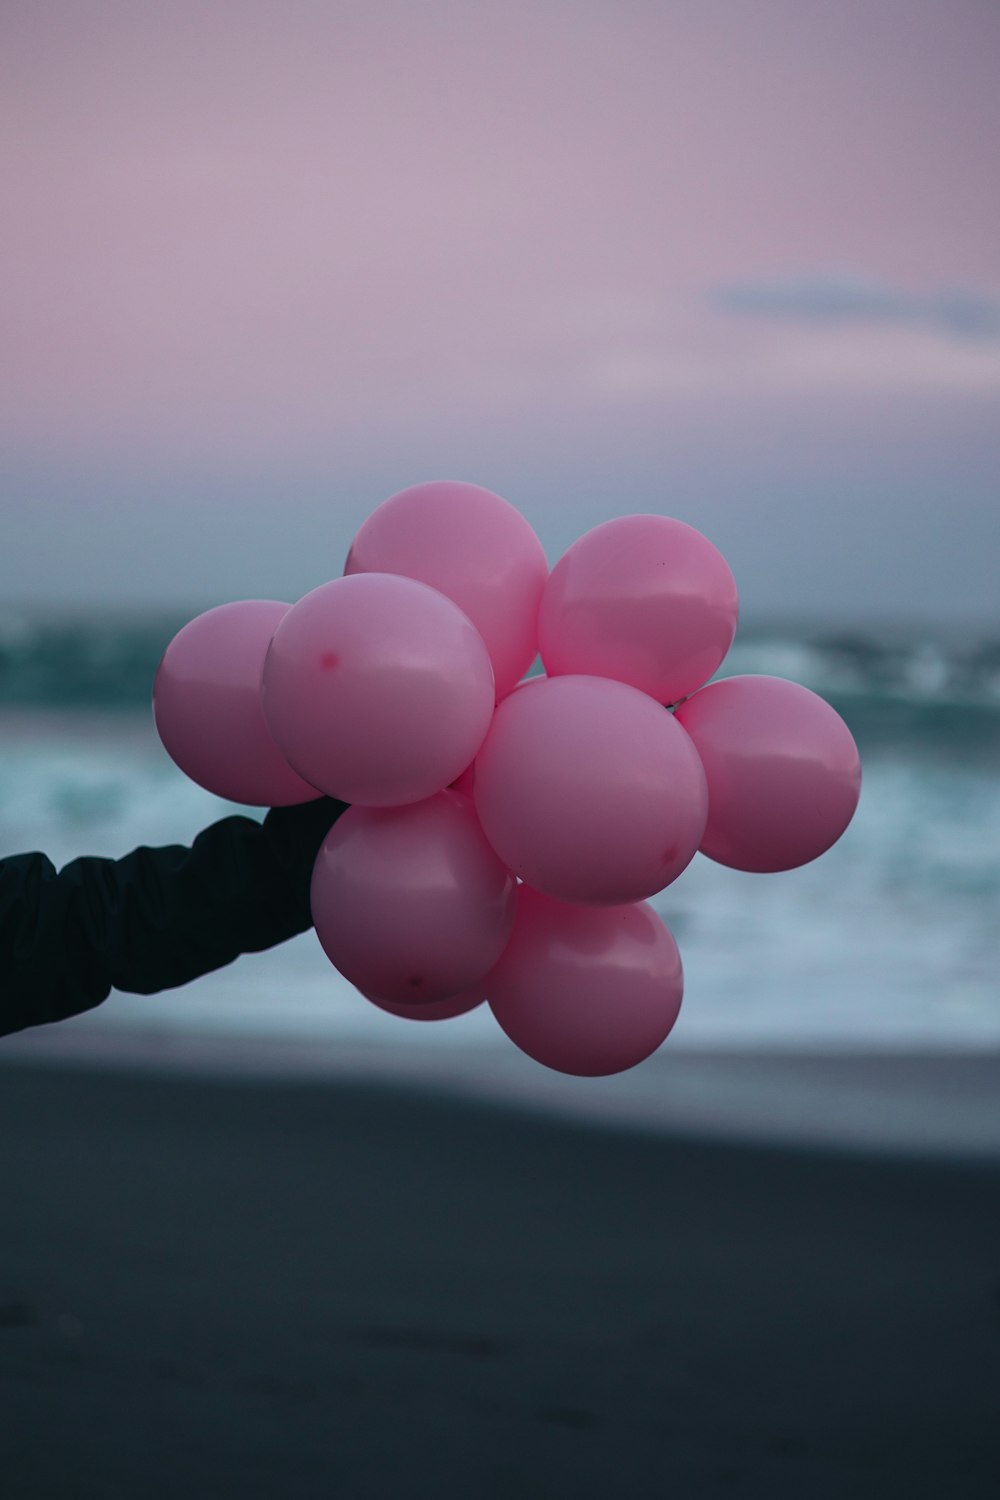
[1, 1059, 998, 1498]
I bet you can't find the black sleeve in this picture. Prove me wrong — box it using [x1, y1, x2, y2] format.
[0, 796, 347, 1039]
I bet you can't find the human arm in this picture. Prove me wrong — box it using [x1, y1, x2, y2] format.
[0, 796, 346, 1039]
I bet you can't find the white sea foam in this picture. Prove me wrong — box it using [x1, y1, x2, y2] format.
[2, 702, 998, 1056]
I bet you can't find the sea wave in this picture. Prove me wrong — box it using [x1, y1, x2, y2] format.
[1, 607, 998, 716]
[1, 697, 998, 1053]
[718, 630, 1000, 713]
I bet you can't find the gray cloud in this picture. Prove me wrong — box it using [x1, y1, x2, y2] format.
[710, 273, 1000, 339]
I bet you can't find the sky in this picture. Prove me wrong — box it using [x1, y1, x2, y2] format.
[2, 0, 998, 626]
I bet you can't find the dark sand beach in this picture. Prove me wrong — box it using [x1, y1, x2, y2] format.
[1, 1057, 999, 1499]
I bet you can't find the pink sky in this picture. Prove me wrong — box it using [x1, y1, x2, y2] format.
[2, 1, 998, 618]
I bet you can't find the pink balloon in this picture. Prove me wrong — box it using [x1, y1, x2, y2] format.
[310, 789, 516, 1004]
[361, 987, 486, 1022]
[152, 601, 321, 806]
[487, 886, 684, 1076]
[449, 761, 477, 798]
[539, 514, 739, 705]
[262, 573, 495, 806]
[473, 674, 708, 905]
[674, 675, 862, 872]
[345, 481, 548, 701]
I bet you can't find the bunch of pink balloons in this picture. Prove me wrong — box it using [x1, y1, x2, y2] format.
[153, 480, 862, 1078]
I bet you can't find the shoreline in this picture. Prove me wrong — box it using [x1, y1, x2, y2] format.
[4, 1020, 1000, 1162]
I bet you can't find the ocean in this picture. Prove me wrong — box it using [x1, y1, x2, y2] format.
[1, 606, 998, 1079]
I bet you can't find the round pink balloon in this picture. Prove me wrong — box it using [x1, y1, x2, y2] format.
[262, 573, 495, 806]
[473, 674, 708, 905]
[539, 514, 739, 705]
[345, 481, 548, 701]
[310, 789, 516, 1004]
[674, 675, 862, 872]
[152, 601, 321, 806]
[361, 986, 486, 1022]
[487, 886, 684, 1076]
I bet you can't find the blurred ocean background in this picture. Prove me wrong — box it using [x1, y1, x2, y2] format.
[2, 603, 997, 1072]
[3, 0, 999, 1145]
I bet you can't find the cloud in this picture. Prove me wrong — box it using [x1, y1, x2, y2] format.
[709, 273, 1000, 339]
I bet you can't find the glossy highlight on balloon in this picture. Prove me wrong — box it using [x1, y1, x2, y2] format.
[486, 886, 684, 1076]
[153, 600, 321, 806]
[674, 674, 862, 871]
[262, 572, 495, 806]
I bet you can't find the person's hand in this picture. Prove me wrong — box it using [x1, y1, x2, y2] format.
[260, 795, 349, 935]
